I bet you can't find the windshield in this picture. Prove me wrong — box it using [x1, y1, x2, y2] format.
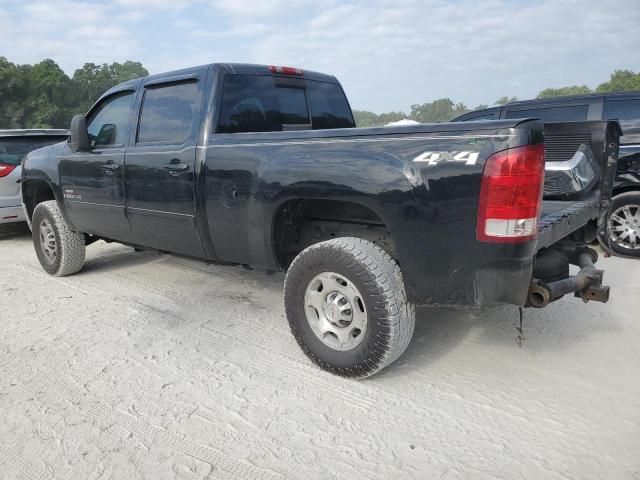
[0, 136, 66, 166]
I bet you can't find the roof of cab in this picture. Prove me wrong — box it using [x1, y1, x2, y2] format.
[100, 62, 339, 102]
[502, 91, 640, 108]
[217, 63, 338, 83]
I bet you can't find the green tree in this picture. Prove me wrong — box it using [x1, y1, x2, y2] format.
[537, 85, 591, 98]
[26, 59, 74, 128]
[0, 58, 149, 129]
[353, 110, 408, 127]
[71, 61, 148, 115]
[494, 96, 518, 106]
[596, 69, 640, 92]
[352, 110, 380, 127]
[0, 57, 29, 128]
[409, 98, 469, 123]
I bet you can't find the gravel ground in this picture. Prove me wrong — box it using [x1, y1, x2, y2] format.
[1, 222, 639, 480]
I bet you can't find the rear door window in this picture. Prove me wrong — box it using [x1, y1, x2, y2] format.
[504, 104, 588, 122]
[603, 99, 640, 144]
[137, 81, 199, 144]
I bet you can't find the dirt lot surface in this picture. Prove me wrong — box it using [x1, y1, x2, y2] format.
[1, 222, 639, 479]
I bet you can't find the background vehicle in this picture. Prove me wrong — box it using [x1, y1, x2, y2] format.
[21, 63, 620, 378]
[0, 129, 68, 224]
[453, 92, 640, 257]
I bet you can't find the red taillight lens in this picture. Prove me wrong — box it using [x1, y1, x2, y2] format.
[268, 65, 303, 76]
[0, 164, 17, 178]
[476, 144, 545, 243]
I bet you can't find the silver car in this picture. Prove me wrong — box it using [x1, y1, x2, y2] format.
[0, 129, 68, 224]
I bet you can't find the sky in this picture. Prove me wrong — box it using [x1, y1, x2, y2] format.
[1, 0, 639, 113]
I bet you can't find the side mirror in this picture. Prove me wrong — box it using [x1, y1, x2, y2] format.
[96, 123, 116, 146]
[69, 115, 90, 152]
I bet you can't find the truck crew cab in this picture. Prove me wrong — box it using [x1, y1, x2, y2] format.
[22, 63, 621, 378]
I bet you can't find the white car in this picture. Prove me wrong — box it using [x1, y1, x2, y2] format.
[0, 129, 68, 224]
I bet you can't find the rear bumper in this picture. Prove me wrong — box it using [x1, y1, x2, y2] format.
[0, 205, 26, 224]
[475, 258, 533, 307]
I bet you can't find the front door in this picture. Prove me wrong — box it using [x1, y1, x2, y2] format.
[124, 76, 205, 257]
[60, 90, 136, 242]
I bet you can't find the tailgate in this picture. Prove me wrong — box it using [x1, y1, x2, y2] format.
[536, 121, 621, 251]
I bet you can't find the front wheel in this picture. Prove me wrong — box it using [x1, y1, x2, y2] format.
[32, 200, 86, 276]
[284, 237, 415, 379]
[604, 192, 640, 258]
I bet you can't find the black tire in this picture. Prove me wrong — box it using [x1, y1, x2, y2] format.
[284, 237, 415, 379]
[603, 191, 640, 258]
[32, 200, 86, 276]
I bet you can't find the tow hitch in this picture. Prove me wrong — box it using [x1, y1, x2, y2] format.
[527, 245, 609, 308]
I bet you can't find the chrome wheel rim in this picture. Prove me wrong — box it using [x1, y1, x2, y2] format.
[39, 218, 57, 263]
[608, 204, 640, 250]
[304, 272, 367, 352]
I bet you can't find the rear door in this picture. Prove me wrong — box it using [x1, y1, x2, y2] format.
[124, 72, 206, 257]
[60, 90, 136, 241]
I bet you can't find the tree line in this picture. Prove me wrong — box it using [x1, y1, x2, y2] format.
[0, 57, 638, 130]
[0, 57, 148, 129]
[354, 70, 640, 127]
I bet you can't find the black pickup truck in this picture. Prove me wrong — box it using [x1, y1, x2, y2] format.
[22, 63, 621, 378]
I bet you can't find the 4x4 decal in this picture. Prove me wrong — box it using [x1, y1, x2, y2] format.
[413, 151, 479, 166]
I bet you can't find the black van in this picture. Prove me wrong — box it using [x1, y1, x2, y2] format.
[454, 93, 640, 257]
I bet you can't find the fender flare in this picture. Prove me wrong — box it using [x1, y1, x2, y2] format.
[21, 176, 78, 232]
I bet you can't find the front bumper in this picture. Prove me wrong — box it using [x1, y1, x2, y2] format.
[0, 205, 26, 224]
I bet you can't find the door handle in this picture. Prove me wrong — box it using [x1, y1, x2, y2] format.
[164, 162, 188, 176]
[100, 163, 119, 175]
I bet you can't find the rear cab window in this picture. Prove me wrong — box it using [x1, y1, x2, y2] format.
[215, 74, 355, 133]
[603, 98, 640, 144]
[504, 104, 588, 122]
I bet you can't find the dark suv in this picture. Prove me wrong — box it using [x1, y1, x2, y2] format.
[453, 92, 640, 257]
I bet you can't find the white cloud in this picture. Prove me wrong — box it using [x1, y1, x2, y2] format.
[1, 0, 639, 112]
[113, 0, 201, 9]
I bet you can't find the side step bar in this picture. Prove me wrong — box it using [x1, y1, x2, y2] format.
[527, 245, 610, 308]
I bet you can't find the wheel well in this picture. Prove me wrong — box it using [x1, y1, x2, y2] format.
[23, 180, 55, 220]
[273, 199, 395, 268]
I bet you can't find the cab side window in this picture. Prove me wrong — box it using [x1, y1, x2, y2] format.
[137, 81, 199, 144]
[504, 105, 588, 122]
[460, 112, 498, 122]
[603, 99, 640, 144]
[87, 92, 135, 148]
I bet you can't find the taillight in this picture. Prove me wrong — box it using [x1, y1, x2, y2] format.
[476, 144, 545, 243]
[268, 65, 303, 76]
[0, 164, 17, 178]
